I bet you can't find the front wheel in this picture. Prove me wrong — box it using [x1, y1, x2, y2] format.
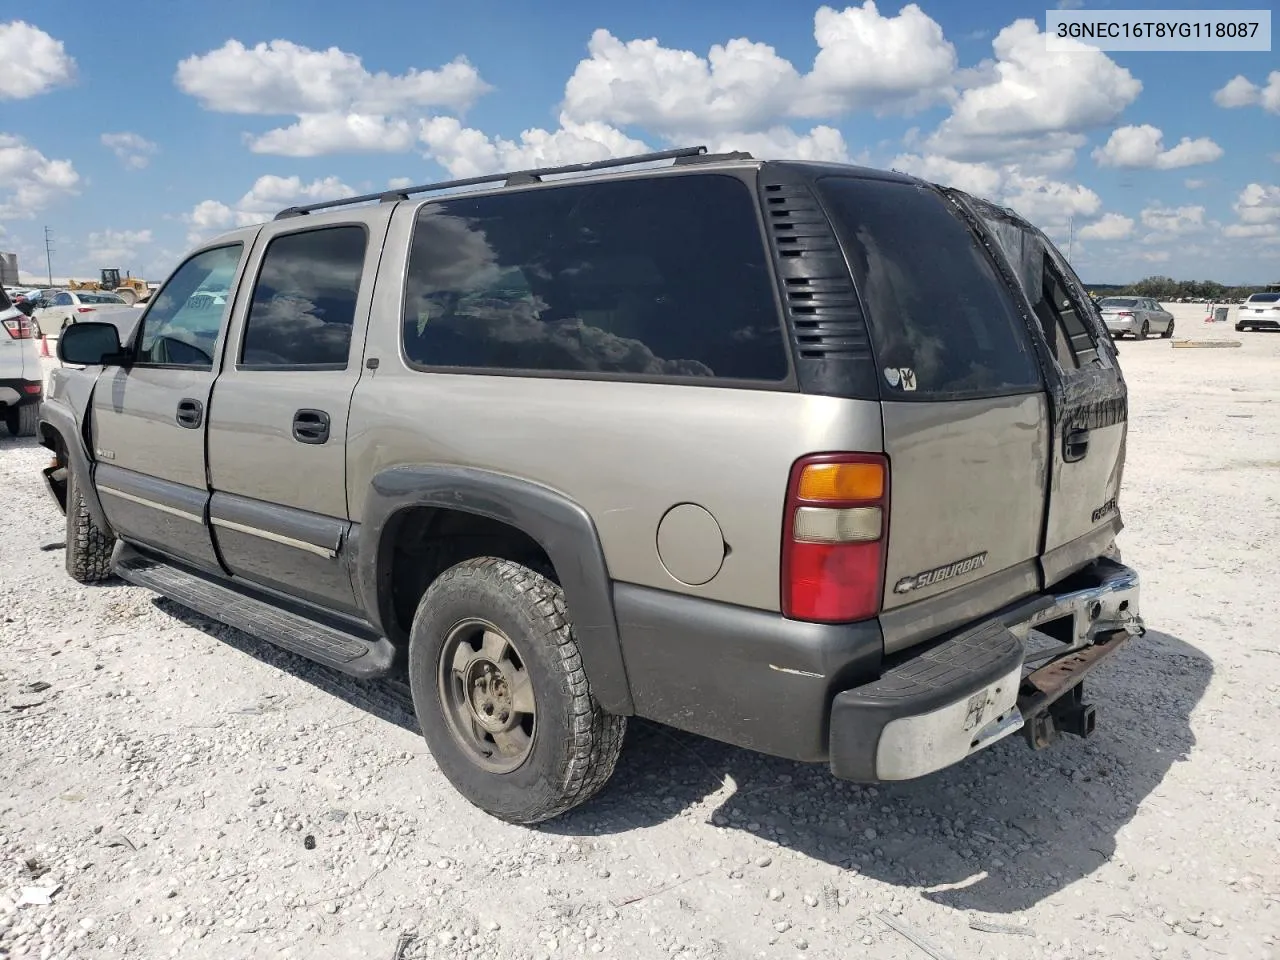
[66, 463, 115, 582]
[1138, 320, 1150, 340]
[1161, 319, 1175, 339]
[408, 557, 626, 824]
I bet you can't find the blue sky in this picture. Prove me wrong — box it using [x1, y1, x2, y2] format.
[2, 0, 1277, 285]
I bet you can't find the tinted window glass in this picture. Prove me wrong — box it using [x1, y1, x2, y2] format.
[137, 244, 243, 369]
[817, 178, 1040, 398]
[402, 175, 786, 381]
[241, 226, 367, 367]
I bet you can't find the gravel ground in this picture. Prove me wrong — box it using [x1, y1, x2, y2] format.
[2, 308, 1278, 960]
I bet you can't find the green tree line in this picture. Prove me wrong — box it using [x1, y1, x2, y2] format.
[1087, 276, 1273, 300]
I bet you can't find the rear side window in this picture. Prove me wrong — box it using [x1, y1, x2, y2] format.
[817, 177, 1041, 399]
[401, 174, 787, 382]
[241, 225, 367, 368]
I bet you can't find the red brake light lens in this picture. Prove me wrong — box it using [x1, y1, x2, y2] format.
[781, 453, 889, 623]
[2, 317, 34, 339]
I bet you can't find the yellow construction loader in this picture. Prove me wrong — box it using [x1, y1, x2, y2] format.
[66, 268, 151, 305]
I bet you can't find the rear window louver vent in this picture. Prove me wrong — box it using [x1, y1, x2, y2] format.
[757, 171, 877, 399]
[762, 182, 870, 362]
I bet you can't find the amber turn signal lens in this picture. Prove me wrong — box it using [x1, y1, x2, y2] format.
[796, 462, 884, 502]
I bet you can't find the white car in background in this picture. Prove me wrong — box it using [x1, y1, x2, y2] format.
[1235, 293, 1280, 332]
[0, 287, 43, 437]
[29, 290, 130, 338]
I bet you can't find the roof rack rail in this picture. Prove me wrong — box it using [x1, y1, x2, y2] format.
[274, 145, 710, 220]
[673, 150, 754, 165]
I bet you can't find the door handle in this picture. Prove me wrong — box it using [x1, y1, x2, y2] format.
[176, 398, 204, 429]
[1064, 428, 1090, 462]
[292, 409, 331, 444]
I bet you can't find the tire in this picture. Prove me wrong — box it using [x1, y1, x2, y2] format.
[5, 402, 38, 438]
[61, 317, 73, 333]
[65, 463, 115, 583]
[1138, 320, 1149, 340]
[30, 318, 42, 338]
[407, 556, 626, 824]
[1236, 323, 1247, 332]
[1161, 319, 1174, 339]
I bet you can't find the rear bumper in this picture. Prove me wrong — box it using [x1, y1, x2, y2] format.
[1103, 318, 1137, 335]
[829, 558, 1144, 781]
[0, 377, 42, 407]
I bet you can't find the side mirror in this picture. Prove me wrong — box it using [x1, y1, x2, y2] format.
[57, 321, 129, 366]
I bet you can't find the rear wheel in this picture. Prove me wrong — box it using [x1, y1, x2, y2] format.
[4, 403, 38, 437]
[408, 557, 626, 824]
[1161, 319, 1175, 339]
[66, 463, 115, 582]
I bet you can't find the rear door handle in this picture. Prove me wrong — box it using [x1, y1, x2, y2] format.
[176, 398, 203, 429]
[293, 409, 331, 444]
[1064, 428, 1089, 462]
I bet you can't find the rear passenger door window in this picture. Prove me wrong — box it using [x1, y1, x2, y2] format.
[240, 225, 368, 369]
[401, 175, 788, 383]
[814, 177, 1042, 399]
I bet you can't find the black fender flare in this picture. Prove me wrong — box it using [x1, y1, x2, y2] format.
[357, 465, 634, 715]
[38, 401, 112, 534]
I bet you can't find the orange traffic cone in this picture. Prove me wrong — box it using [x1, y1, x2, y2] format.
[39, 335, 50, 357]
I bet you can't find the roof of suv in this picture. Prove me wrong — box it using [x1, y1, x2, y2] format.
[196, 152, 927, 249]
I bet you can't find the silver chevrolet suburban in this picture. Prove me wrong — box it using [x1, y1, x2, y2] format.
[39, 147, 1145, 824]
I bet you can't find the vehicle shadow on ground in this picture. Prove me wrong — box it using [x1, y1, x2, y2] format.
[145, 602, 1209, 915]
[548, 629, 1211, 915]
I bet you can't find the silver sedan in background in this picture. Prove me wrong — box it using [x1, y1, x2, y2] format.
[1098, 297, 1175, 340]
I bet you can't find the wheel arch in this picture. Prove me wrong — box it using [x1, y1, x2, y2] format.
[357, 465, 634, 715]
[38, 402, 112, 532]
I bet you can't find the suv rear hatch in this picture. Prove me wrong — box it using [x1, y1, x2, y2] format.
[811, 176, 1051, 653]
[795, 173, 1126, 654]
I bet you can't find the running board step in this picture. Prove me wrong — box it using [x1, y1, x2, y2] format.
[114, 551, 395, 679]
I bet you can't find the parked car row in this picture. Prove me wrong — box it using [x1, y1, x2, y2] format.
[1, 287, 137, 338]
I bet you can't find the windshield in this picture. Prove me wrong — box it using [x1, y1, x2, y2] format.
[1098, 298, 1138, 308]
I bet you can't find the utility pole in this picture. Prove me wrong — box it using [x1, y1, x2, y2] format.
[43, 226, 55, 285]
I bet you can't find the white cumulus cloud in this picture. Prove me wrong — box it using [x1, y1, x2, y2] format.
[1234, 183, 1280, 225]
[560, 3, 958, 138]
[420, 116, 650, 178]
[0, 133, 80, 218]
[1140, 205, 1206, 236]
[0, 21, 76, 100]
[101, 132, 159, 170]
[924, 19, 1141, 166]
[1212, 72, 1280, 113]
[175, 39, 491, 156]
[1079, 213, 1135, 241]
[1092, 125, 1223, 170]
[87, 229, 154, 263]
[184, 175, 354, 243]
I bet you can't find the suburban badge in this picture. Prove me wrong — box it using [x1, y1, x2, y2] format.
[893, 552, 989, 594]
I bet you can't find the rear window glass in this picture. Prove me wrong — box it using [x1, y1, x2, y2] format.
[1248, 293, 1280, 303]
[1099, 298, 1138, 308]
[817, 177, 1041, 399]
[401, 174, 787, 382]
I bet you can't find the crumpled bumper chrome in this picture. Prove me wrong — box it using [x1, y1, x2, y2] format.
[828, 559, 1144, 782]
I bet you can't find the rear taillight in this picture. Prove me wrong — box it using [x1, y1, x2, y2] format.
[781, 453, 889, 623]
[76, 306, 95, 313]
[1115, 311, 1134, 317]
[2, 317, 34, 339]
[22, 384, 42, 395]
